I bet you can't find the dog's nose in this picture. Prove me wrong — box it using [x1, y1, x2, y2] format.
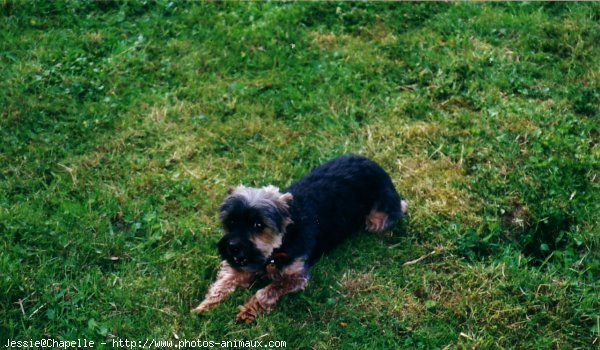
[227, 239, 248, 266]
[228, 239, 241, 255]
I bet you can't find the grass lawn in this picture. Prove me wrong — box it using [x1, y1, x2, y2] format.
[1, 1, 599, 349]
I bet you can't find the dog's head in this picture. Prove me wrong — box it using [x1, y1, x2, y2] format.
[217, 185, 293, 272]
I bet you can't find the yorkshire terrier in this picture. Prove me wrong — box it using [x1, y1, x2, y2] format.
[191, 154, 407, 323]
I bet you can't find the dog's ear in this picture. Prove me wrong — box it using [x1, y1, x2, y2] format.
[228, 185, 247, 195]
[279, 192, 293, 204]
[275, 193, 294, 230]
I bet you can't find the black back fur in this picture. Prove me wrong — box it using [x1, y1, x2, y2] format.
[280, 154, 404, 266]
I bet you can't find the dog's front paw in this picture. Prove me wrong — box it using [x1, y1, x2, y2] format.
[236, 296, 266, 323]
[191, 301, 214, 315]
[235, 305, 257, 323]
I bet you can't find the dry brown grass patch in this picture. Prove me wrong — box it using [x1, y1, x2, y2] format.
[397, 156, 481, 224]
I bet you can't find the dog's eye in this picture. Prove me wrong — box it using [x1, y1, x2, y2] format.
[253, 222, 263, 229]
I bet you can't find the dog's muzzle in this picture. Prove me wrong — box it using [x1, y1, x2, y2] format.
[226, 239, 249, 266]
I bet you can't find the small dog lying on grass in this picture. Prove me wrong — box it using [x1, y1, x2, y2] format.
[191, 154, 407, 323]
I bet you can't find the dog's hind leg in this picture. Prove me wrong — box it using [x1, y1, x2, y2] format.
[236, 259, 308, 323]
[366, 187, 407, 233]
[191, 261, 254, 314]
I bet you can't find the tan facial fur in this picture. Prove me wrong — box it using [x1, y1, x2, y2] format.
[249, 227, 283, 258]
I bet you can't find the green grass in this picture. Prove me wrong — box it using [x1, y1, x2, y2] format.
[1, 1, 599, 349]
